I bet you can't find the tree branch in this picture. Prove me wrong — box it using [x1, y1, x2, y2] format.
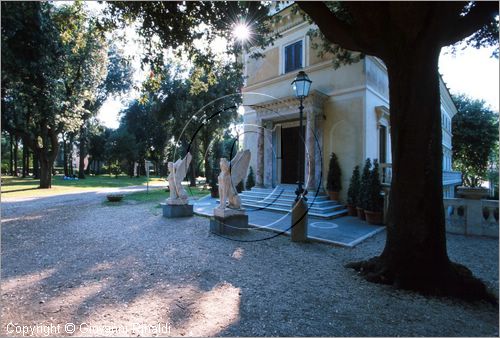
[439, 1, 499, 47]
[297, 2, 365, 53]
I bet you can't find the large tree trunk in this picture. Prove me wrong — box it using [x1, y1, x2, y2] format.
[347, 45, 494, 302]
[22, 143, 29, 178]
[13, 136, 19, 176]
[78, 124, 86, 179]
[39, 156, 52, 189]
[33, 151, 39, 179]
[9, 133, 14, 176]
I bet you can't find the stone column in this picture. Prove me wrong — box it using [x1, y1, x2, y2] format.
[305, 110, 316, 190]
[314, 112, 324, 192]
[264, 125, 273, 187]
[256, 120, 265, 187]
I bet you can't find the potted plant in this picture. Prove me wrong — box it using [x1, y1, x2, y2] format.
[326, 152, 341, 201]
[347, 165, 360, 216]
[246, 166, 255, 190]
[364, 159, 384, 225]
[106, 194, 124, 202]
[357, 158, 371, 220]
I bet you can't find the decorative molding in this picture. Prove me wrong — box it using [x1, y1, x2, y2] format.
[243, 60, 333, 92]
[375, 105, 391, 132]
[249, 90, 328, 122]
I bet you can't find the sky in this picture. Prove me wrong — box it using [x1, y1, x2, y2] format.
[439, 44, 499, 112]
[97, 21, 499, 129]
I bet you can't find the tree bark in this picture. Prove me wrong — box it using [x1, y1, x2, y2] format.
[13, 136, 19, 176]
[39, 155, 52, 189]
[346, 45, 494, 302]
[9, 132, 14, 176]
[32, 151, 39, 179]
[78, 123, 86, 179]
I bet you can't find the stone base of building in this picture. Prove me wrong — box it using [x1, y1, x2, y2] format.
[210, 214, 249, 236]
[161, 203, 193, 218]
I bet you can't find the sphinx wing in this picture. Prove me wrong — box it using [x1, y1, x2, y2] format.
[230, 150, 251, 186]
[175, 152, 192, 181]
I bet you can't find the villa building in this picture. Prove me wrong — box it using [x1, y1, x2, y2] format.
[241, 4, 461, 203]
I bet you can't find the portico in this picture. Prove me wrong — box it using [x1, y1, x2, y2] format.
[245, 90, 328, 190]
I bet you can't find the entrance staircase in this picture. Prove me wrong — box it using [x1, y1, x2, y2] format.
[240, 185, 348, 219]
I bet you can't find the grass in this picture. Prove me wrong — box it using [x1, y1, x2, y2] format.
[1, 175, 166, 198]
[126, 186, 209, 203]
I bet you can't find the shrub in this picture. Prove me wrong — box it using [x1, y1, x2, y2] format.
[347, 165, 360, 206]
[236, 180, 244, 193]
[246, 166, 255, 190]
[326, 152, 341, 191]
[366, 159, 383, 212]
[358, 158, 372, 210]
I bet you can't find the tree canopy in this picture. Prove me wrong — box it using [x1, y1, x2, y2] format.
[452, 94, 499, 187]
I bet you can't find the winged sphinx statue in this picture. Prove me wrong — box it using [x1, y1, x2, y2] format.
[167, 152, 192, 204]
[217, 149, 251, 210]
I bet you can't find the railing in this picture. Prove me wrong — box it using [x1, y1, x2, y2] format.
[444, 198, 499, 238]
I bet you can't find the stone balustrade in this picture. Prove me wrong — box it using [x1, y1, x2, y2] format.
[444, 198, 499, 238]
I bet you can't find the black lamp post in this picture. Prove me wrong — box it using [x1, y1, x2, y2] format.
[290, 70, 311, 242]
[291, 70, 312, 201]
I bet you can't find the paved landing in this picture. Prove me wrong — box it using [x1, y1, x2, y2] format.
[194, 195, 385, 247]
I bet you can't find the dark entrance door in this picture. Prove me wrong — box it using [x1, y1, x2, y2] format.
[281, 126, 305, 184]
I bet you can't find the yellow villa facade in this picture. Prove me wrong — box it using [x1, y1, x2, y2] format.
[241, 4, 461, 202]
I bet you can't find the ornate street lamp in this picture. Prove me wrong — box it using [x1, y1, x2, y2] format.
[290, 70, 312, 242]
[291, 70, 312, 201]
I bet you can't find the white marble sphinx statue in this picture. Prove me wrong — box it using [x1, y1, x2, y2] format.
[167, 152, 192, 205]
[215, 149, 251, 217]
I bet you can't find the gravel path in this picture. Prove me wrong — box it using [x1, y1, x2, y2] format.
[1, 191, 498, 337]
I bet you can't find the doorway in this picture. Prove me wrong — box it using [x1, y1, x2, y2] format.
[281, 126, 305, 184]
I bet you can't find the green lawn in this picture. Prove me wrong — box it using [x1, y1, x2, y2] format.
[1, 175, 166, 198]
[126, 186, 209, 203]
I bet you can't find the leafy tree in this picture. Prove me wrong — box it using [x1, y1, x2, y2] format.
[452, 94, 499, 187]
[87, 123, 112, 175]
[366, 160, 383, 212]
[347, 165, 360, 207]
[358, 159, 371, 210]
[298, 1, 499, 300]
[106, 128, 139, 177]
[1, 2, 108, 188]
[326, 152, 341, 192]
[77, 42, 133, 178]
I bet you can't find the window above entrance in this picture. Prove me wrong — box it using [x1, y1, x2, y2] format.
[284, 40, 303, 73]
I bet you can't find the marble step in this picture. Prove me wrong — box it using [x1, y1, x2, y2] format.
[241, 201, 348, 219]
[239, 186, 347, 219]
[240, 191, 331, 203]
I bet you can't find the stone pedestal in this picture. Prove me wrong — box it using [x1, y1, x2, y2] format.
[161, 202, 193, 218]
[291, 197, 308, 242]
[210, 208, 249, 235]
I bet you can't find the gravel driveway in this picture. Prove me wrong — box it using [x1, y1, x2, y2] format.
[1, 191, 498, 336]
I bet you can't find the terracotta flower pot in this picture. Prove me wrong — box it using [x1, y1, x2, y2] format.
[356, 207, 366, 221]
[364, 210, 383, 225]
[457, 186, 489, 200]
[328, 190, 340, 201]
[347, 204, 357, 216]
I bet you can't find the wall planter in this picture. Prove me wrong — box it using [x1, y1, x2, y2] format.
[356, 207, 366, 220]
[347, 204, 357, 216]
[328, 191, 340, 201]
[365, 210, 383, 225]
[457, 186, 489, 200]
[107, 194, 124, 202]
